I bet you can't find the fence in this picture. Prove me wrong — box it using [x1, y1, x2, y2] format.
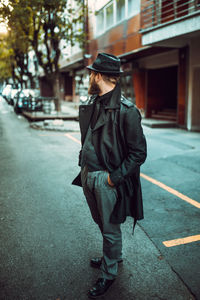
[141, 0, 200, 31]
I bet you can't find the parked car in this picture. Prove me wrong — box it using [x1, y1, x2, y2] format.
[2, 84, 12, 104]
[13, 90, 22, 113]
[2, 85, 19, 105]
[13, 89, 42, 113]
[10, 89, 19, 106]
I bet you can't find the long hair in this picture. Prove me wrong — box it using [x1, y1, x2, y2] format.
[101, 74, 120, 85]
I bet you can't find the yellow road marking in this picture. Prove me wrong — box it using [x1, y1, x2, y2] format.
[140, 173, 200, 209]
[64, 133, 81, 145]
[39, 133, 63, 136]
[163, 235, 200, 247]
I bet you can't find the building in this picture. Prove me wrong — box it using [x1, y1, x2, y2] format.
[59, 0, 200, 131]
[140, 0, 200, 130]
[56, 0, 90, 104]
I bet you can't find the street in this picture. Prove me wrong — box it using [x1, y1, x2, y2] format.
[0, 97, 199, 300]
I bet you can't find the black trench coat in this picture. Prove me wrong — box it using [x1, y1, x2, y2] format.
[72, 84, 147, 224]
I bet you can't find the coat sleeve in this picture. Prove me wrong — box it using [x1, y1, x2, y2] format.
[78, 150, 82, 167]
[109, 106, 147, 185]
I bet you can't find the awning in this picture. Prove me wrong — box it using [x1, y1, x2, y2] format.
[118, 46, 175, 63]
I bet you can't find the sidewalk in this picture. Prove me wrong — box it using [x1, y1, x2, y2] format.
[23, 101, 79, 122]
[28, 100, 179, 132]
[29, 101, 80, 132]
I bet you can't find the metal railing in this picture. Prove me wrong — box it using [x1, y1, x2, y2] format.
[141, 0, 200, 31]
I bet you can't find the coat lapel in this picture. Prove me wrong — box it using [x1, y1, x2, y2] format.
[92, 83, 121, 132]
[79, 97, 96, 143]
[105, 82, 121, 109]
[92, 108, 107, 132]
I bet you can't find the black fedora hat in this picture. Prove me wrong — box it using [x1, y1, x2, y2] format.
[87, 53, 123, 75]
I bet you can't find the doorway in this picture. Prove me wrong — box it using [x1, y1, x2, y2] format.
[147, 66, 178, 120]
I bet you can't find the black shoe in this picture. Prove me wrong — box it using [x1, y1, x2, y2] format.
[90, 257, 123, 269]
[88, 278, 115, 298]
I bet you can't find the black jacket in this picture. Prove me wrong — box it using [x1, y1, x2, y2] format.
[72, 84, 147, 224]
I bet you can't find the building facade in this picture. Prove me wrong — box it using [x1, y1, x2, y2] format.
[140, 0, 200, 130]
[59, 0, 200, 131]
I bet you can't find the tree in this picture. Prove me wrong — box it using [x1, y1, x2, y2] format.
[29, 0, 87, 110]
[0, 34, 13, 84]
[0, 0, 87, 110]
[0, 1, 35, 88]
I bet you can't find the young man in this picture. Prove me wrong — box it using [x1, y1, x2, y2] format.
[72, 53, 147, 298]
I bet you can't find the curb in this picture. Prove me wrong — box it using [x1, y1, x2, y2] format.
[22, 111, 79, 122]
[30, 121, 80, 132]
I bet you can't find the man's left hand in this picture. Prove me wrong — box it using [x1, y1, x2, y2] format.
[108, 174, 115, 187]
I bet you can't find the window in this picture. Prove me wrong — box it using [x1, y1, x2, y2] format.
[96, 9, 104, 34]
[116, 0, 125, 22]
[128, 0, 134, 12]
[128, 0, 140, 17]
[106, 3, 114, 28]
[120, 73, 135, 103]
[95, 0, 141, 36]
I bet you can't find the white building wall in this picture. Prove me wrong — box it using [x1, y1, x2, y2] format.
[187, 37, 200, 131]
[142, 15, 200, 46]
[138, 49, 179, 69]
[95, 0, 110, 11]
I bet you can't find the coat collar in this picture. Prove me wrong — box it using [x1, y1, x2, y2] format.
[92, 83, 121, 132]
[104, 83, 121, 109]
[89, 82, 121, 109]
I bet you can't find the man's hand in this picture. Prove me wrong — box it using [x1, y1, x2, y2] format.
[107, 174, 115, 187]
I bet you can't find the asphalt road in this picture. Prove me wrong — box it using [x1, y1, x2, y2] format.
[0, 97, 199, 300]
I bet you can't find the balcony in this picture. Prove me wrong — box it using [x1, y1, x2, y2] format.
[140, 0, 200, 46]
[141, 0, 200, 31]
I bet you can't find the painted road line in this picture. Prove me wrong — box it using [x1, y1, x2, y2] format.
[64, 133, 200, 209]
[65, 133, 81, 145]
[39, 133, 64, 136]
[163, 235, 200, 247]
[140, 173, 200, 209]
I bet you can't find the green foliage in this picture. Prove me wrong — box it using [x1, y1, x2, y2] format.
[0, 0, 34, 86]
[0, 35, 13, 84]
[0, 0, 87, 85]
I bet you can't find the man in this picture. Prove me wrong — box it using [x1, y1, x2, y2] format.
[72, 53, 147, 298]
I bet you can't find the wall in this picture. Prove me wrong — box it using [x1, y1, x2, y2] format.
[88, 0, 142, 59]
[92, 14, 142, 56]
[138, 49, 179, 69]
[187, 37, 200, 131]
[133, 69, 146, 112]
[192, 67, 200, 129]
